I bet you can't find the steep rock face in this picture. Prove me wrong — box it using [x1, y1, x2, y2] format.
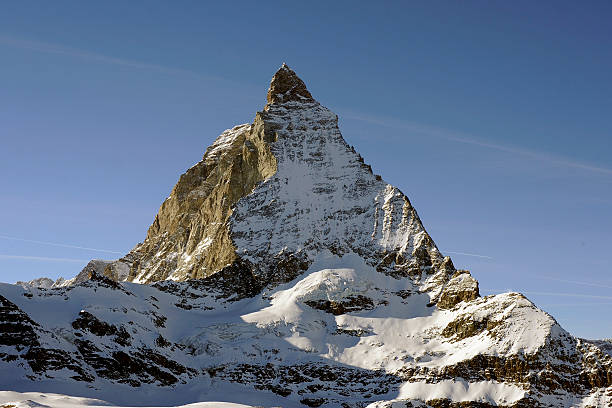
[124, 119, 277, 283]
[437, 270, 480, 309]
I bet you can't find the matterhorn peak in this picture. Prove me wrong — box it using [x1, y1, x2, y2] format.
[266, 63, 313, 105]
[40, 65, 457, 292]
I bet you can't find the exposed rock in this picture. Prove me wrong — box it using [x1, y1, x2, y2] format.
[24, 259, 115, 288]
[437, 270, 480, 309]
[0, 295, 39, 348]
[0, 295, 93, 382]
[15, 277, 54, 289]
[123, 116, 277, 283]
[267, 63, 313, 105]
[305, 295, 375, 315]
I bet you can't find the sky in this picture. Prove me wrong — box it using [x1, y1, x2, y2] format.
[0, 1, 611, 339]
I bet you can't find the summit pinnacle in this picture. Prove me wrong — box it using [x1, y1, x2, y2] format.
[266, 63, 313, 105]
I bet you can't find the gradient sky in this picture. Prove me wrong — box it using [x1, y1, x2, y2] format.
[1, 1, 611, 339]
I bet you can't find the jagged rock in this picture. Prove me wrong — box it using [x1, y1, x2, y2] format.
[0, 295, 39, 348]
[21, 259, 115, 289]
[15, 277, 54, 289]
[437, 270, 480, 309]
[267, 63, 313, 104]
[304, 294, 375, 315]
[0, 295, 93, 382]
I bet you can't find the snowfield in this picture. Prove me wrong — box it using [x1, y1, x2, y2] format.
[2, 251, 609, 407]
[0, 391, 255, 408]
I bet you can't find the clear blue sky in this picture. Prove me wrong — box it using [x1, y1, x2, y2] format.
[1, 1, 611, 339]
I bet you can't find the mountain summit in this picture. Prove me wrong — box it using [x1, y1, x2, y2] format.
[3, 66, 611, 408]
[267, 63, 313, 104]
[89, 64, 466, 309]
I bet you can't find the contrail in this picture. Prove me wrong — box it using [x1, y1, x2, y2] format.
[537, 302, 612, 307]
[0, 234, 123, 254]
[445, 251, 494, 259]
[534, 275, 612, 290]
[339, 110, 612, 177]
[0, 254, 90, 263]
[0, 34, 239, 86]
[482, 288, 612, 300]
[520, 291, 612, 300]
[8, 34, 609, 178]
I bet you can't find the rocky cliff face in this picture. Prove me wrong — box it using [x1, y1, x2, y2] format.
[4, 65, 610, 407]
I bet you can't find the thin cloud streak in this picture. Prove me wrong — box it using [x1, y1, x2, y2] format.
[0, 35, 230, 84]
[482, 288, 612, 300]
[9, 34, 610, 178]
[534, 275, 612, 290]
[445, 250, 494, 260]
[339, 111, 612, 177]
[0, 254, 90, 263]
[0, 234, 123, 254]
[537, 302, 612, 307]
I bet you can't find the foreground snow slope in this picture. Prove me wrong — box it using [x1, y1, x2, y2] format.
[0, 391, 255, 408]
[2, 251, 611, 407]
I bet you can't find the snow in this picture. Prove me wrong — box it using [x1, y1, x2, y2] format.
[238, 251, 564, 375]
[230, 99, 442, 275]
[363, 381, 527, 407]
[0, 249, 574, 407]
[0, 391, 255, 408]
[204, 124, 251, 164]
[1, 243, 582, 407]
[397, 379, 526, 405]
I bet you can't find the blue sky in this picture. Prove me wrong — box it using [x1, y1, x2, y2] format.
[1, 1, 611, 339]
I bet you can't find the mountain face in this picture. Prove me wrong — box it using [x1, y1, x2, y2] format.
[4, 65, 611, 408]
[106, 64, 451, 292]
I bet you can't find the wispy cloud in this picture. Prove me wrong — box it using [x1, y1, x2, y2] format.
[339, 110, 612, 177]
[0, 254, 89, 263]
[444, 250, 494, 260]
[0, 34, 229, 83]
[534, 275, 612, 290]
[482, 288, 612, 300]
[0, 234, 122, 254]
[537, 302, 612, 307]
[9, 34, 610, 179]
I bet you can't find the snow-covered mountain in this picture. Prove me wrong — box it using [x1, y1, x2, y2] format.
[3, 65, 611, 407]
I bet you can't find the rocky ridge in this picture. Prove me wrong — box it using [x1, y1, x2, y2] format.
[4, 65, 611, 407]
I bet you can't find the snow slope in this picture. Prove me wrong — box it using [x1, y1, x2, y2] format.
[0, 391, 255, 408]
[2, 251, 609, 407]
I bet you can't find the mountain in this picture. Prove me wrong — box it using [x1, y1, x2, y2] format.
[3, 65, 611, 408]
